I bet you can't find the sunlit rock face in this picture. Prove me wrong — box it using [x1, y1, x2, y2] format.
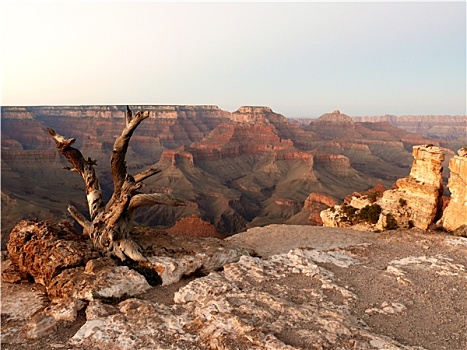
[303, 192, 337, 225]
[440, 148, 467, 232]
[320, 145, 446, 231]
[230, 106, 288, 124]
[376, 145, 445, 230]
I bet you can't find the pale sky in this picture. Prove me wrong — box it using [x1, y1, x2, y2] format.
[1, 1, 466, 117]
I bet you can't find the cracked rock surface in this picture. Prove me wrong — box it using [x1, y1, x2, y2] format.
[2, 225, 467, 350]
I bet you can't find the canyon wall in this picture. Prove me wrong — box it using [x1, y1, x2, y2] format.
[376, 145, 445, 230]
[352, 115, 466, 139]
[320, 145, 467, 232]
[1, 106, 452, 236]
[440, 148, 467, 231]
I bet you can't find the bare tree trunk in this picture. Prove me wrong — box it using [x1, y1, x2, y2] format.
[48, 106, 184, 262]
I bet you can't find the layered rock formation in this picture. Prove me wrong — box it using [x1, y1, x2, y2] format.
[353, 114, 467, 141]
[440, 148, 467, 232]
[376, 145, 445, 230]
[319, 145, 467, 232]
[1, 106, 443, 235]
[288, 193, 337, 225]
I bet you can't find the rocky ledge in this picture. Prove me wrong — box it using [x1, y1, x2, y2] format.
[321, 145, 467, 233]
[2, 224, 467, 350]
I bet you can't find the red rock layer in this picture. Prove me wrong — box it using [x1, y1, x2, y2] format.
[167, 215, 225, 238]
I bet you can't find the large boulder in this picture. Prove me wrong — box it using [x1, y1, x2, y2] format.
[5, 220, 98, 286]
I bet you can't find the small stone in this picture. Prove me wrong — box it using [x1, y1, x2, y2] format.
[45, 298, 86, 322]
[85, 300, 117, 320]
[24, 314, 57, 339]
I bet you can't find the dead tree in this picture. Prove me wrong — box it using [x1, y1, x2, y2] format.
[47, 106, 184, 262]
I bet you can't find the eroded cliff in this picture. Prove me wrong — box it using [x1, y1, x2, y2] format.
[440, 148, 467, 232]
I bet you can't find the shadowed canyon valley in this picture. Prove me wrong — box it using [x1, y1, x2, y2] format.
[1, 105, 465, 241]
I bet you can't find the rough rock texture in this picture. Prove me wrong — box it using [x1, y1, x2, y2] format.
[320, 145, 445, 231]
[377, 145, 445, 230]
[440, 148, 467, 232]
[2, 225, 467, 349]
[69, 226, 467, 350]
[70, 248, 417, 350]
[46, 257, 152, 301]
[344, 183, 387, 205]
[288, 192, 337, 225]
[0, 283, 49, 343]
[5, 220, 98, 286]
[44, 298, 86, 322]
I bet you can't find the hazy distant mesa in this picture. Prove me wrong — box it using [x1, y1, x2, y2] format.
[1, 105, 466, 239]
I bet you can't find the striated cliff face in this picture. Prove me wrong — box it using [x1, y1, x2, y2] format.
[440, 148, 467, 232]
[1, 106, 443, 235]
[352, 114, 467, 150]
[376, 146, 444, 230]
[230, 106, 288, 124]
[288, 193, 338, 225]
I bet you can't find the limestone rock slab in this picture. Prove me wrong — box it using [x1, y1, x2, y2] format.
[71, 247, 421, 350]
[47, 257, 151, 301]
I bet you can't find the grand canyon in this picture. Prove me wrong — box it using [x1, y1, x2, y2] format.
[1, 105, 466, 350]
[2, 105, 465, 241]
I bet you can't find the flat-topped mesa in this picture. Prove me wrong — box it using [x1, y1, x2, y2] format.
[311, 110, 354, 124]
[140, 105, 229, 120]
[440, 147, 467, 232]
[231, 106, 288, 124]
[2, 105, 229, 120]
[1, 107, 35, 119]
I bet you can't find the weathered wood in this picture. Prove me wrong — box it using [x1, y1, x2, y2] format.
[110, 109, 150, 200]
[47, 128, 103, 220]
[48, 106, 185, 262]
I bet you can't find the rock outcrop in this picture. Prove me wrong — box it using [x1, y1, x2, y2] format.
[288, 193, 337, 225]
[5, 220, 98, 286]
[377, 145, 445, 230]
[440, 148, 467, 232]
[230, 106, 288, 124]
[320, 145, 446, 231]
